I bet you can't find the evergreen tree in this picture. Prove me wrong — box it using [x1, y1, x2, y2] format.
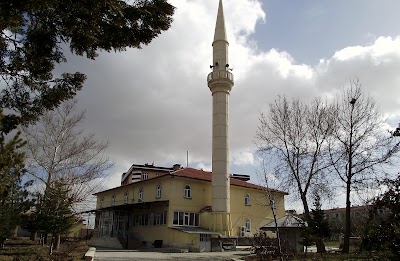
[0, 110, 31, 248]
[33, 181, 75, 252]
[361, 175, 400, 260]
[308, 194, 331, 253]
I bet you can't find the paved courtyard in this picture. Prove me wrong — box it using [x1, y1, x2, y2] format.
[94, 248, 251, 261]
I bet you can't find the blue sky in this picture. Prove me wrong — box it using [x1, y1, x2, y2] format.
[255, 0, 400, 64]
[52, 0, 400, 212]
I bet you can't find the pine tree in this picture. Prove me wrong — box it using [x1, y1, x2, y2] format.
[32, 181, 74, 252]
[308, 194, 331, 253]
[0, 110, 31, 248]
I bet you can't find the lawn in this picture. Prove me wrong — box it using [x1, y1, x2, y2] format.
[0, 238, 89, 261]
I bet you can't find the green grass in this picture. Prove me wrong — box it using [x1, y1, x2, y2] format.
[323, 241, 340, 248]
[0, 238, 89, 261]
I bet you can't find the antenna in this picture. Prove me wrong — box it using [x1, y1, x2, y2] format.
[186, 151, 189, 168]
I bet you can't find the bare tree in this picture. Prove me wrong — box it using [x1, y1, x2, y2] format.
[328, 80, 400, 253]
[256, 97, 334, 218]
[22, 99, 113, 212]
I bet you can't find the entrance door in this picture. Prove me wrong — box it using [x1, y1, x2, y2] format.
[199, 234, 211, 252]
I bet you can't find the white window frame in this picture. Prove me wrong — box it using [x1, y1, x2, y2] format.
[138, 188, 143, 202]
[142, 172, 149, 180]
[173, 211, 199, 226]
[100, 197, 104, 208]
[184, 185, 191, 198]
[245, 218, 251, 233]
[245, 193, 251, 206]
[156, 184, 162, 199]
[124, 191, 128, 204]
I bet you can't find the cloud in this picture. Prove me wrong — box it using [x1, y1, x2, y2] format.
[54, 0, 400, 195]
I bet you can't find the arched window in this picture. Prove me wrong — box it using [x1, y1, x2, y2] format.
[245, 218, 251, 233]
[245, 193, 251, 206]
[124, 191, 128, 204]
[156, 184, 162, 199]
[184, 185, 191, 198]
[112, 194, 115, 206]
[138, 188, 143, 202]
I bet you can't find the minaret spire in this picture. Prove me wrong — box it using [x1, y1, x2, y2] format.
[207, 0, 234, 235]
[213, 0, 227, 43]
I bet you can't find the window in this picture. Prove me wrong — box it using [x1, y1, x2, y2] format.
[100, 197, 104, 208]
[156, 184, 162, 199]
[133, 211, 167, 226]
[245, 218, 251, 233]
[124, 191, 128, 204]
[138, 188, 143, 202]
[245, 193, 251, 206]
[184, 185, 191, 198]
[111, 194, 115, 206]
[173, 211, 199, 226]
[200, 234, 211, 242]
[142, 172, 149, 180]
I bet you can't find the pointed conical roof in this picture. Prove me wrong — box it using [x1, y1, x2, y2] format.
[213, 0, 227, 43]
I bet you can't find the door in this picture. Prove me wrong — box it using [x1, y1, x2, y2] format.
[199, 234, 211, 252]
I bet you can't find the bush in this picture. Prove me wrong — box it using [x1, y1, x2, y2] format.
[251, 231, 293, 261]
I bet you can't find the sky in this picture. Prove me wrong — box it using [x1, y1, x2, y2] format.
[56, 0, 400, 211]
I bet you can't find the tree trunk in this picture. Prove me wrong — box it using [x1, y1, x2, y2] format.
[342, 179, 351, 253]
[30, 232, 36, 241]
[54, 235, 61, 250]
[301, 193, 310, 218]
[316, 238, 326, 253]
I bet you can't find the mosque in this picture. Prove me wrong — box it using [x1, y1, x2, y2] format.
[90, 0, 287, 252]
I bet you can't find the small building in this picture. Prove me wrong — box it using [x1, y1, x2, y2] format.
[92, 165, 287, 251]
[261, 214, 306, 253]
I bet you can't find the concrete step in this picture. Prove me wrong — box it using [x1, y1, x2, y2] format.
[88, 237, 124, 249]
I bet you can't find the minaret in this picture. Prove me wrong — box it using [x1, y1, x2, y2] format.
[207, 0, 234, 234]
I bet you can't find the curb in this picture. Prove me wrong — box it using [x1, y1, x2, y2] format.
[84, 247, 96, 261]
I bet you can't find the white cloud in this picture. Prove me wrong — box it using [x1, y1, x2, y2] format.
[53, 1, 400, 207]
[231, 149, 255, 166]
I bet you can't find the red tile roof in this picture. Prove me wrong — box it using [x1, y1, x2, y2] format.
[172, 168, 287, 194]
[94, 167, 287, 195]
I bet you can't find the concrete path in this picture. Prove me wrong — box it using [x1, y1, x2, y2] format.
[95, 248, 251, 261]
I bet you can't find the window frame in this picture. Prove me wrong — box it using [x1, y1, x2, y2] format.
[111, 194, 115, 206]
[124, 191, 128, 204]
[138, 187, 143, 202]
[156, 184, 162, 199]
[172, 211, 199, 227]
[142, 172, 149, 180]
[245, 218, 251, 233]
[184, 185, 191, 199]
[245, 193, 251, 206]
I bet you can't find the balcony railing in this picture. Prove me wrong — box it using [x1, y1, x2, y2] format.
[207, 70, 234, 83]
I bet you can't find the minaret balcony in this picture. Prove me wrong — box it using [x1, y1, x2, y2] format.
[207, 71, 234, 85]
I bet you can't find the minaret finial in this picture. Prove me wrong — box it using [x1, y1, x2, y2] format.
[213, 0, 227, 43]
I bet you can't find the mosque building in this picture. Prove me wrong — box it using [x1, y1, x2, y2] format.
[91, 0, 287, 252]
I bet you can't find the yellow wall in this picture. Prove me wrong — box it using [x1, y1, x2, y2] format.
[96, 177, 169, 209]
[95, 175, 286, 248]
[230, 186, 285, 236]
[165, 177, 211, 225]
